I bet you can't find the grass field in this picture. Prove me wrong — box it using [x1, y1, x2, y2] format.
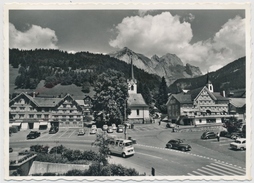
[9, 65, 94, 99]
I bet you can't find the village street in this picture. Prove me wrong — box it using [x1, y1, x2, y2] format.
[9, 123, 246, 176]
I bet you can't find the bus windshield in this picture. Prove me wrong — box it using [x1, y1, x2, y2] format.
[124, 142, 132, 146]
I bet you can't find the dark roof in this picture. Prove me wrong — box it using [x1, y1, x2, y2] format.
[32, 97, 62, 107]
[187, 87, 204, 100]
[172, 93, 192, 104]
[229, 89, 246, 98]
[229, 98, 246, 108]
[128, 94, 148, 107]
[212, 92, 229, 101]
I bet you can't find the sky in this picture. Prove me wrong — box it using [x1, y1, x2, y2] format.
[9, 9, 245, 72]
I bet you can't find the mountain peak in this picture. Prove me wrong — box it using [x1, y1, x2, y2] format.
[160, 53, 184, 66]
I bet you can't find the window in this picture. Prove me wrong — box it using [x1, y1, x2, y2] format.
[19, 114, 24, 119]
[65, 122, 69, 125]
[131, 85, 134, 91]
[20, 107, 25, 111]
[11, 107, 16, 110]
[29, 114, 34, 118]
[37, 114, 41, 118]
[137, 109, 140, 116]
[44, 114, 49, 119]
[73, 122, 77, 125]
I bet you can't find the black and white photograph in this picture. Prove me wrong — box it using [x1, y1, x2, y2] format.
[4, 3, 251, 180]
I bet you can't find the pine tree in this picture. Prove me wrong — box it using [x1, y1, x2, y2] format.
[156, 77, 168, 113]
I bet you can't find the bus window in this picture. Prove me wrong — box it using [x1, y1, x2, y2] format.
[124, 142, 132, 146]
[115, 141, 119, 146]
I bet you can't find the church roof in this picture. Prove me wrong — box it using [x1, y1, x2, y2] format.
[128, 93, 148, 107]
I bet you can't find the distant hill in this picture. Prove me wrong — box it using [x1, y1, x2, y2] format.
[109, 47, 202, 85]
[9, 49, 161, 97]
[169, 57, 246, 93]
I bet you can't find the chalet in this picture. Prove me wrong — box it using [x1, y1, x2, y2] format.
[166, 79, 230, 125]
[9, 92, 85, 130]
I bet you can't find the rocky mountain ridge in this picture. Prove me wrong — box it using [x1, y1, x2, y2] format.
[109, 47, 202, 85]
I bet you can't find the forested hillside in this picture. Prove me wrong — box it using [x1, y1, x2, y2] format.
[169, 57, 246, 93]
[10, 49, 161, 93]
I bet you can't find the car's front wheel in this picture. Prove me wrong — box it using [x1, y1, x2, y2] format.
[167, 144, 172, 149]
[181, 147, 186, 152]
[240, 147, 245, 151]
[122, 153, 126, 158]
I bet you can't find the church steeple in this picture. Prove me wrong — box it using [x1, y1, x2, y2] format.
[206, 72, 214, 92]
[131, 56, 134, 80]
[127, 56, 137, 94]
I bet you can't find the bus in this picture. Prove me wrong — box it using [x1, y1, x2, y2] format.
[107, 138, 135, 158]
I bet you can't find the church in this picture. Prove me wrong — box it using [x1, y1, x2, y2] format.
[127, 58, 150, 124]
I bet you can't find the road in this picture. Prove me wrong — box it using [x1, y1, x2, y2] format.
[9, 123, 246, 176]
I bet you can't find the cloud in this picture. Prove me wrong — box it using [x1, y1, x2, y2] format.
[183, 13, 195, 22]
[9, 23, 58, 50]
[110, 12, 193, 55]
[109, 13, 245, 72]
[138, 10, 153, 17]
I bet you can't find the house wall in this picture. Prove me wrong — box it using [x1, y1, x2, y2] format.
[10, 94, 84, 129]
[167, 97, 180, 121]
[128, 107, 149, 119]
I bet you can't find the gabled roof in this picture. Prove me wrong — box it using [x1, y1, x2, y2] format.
[128, 93, 148, 107]
[229, 98, 246, 108]
[212, 92, 229, 101]
[187, 87, 204, 100]
[32, 97, 62, 107]
[75, 100, 85, 106]
[172, 93, 192, 104]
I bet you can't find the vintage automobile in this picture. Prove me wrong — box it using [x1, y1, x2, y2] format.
[78, 129, 85, 136]
[90, 128, 97, 135]
[230, 138, 246, 151]
[165, 139, 192, 152]
[107, 127, 113, 133]
[27, 131, 41, 139]
[111, 124, 117, 130]
[201, 131, 217, 139]
[9, 147, 13, 153]
[117, 125, 124, 133]
[102, 125, 108, 131]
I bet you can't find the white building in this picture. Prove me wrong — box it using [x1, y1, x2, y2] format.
[127, 58, 150, 123]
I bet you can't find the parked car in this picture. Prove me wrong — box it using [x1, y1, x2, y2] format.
[90, 129, 97, 135]
[230, 132, 244, 140]
[166, 139, 191, 152]
[102, 125, 108, 131]
[117, 127, 124, 133]
[49, 126, 59, 134]
[27, 131, 41, 139]
[111, 124, 117, 130]
[78, 129, 85, 136]
[9, 147, 13, 153]
[107, 127, 113, 133]
[230, 138, 246, 151]
[201, 131, 217, 139]
[91, 125, 97, 130]
[18, 149, 30, 155]
[220, 131, 232, 138]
